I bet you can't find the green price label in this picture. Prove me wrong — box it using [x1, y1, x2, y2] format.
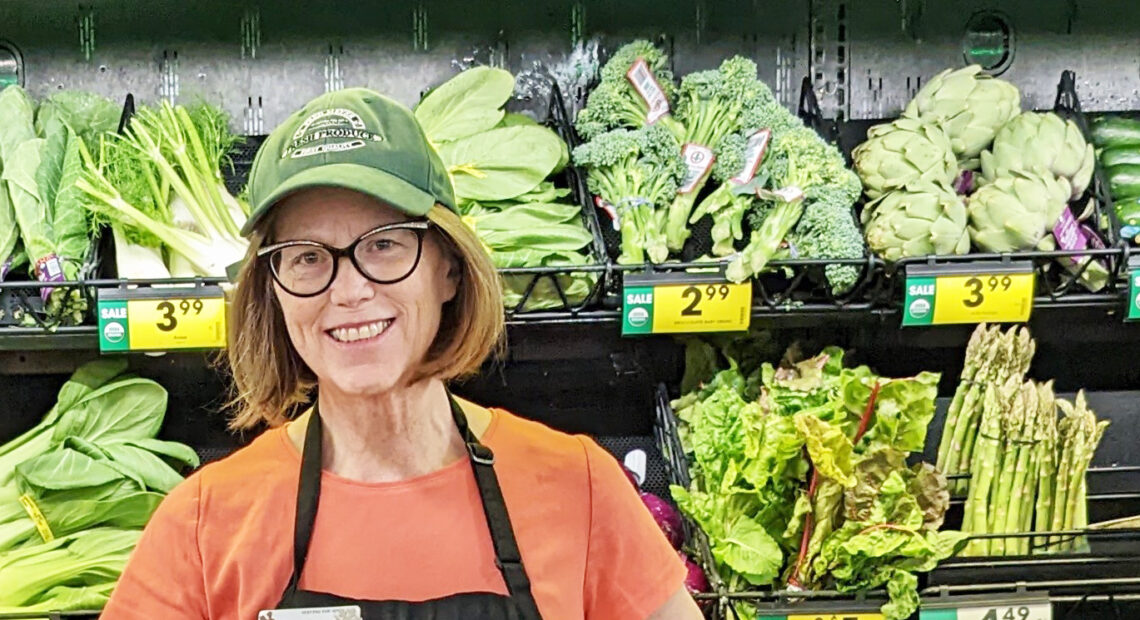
[1127, 268, 1140, 321]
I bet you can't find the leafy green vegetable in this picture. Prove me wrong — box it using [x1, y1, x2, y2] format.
[674, 344, 960, 619]
[0, 86, 37, 279]
[439, 125, 564, 202]
[0, 527, 141, 608]
[415, 66, 515, 144]
[34, 91, 121, 151]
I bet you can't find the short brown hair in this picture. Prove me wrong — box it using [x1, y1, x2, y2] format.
[225, 204, 504, 430]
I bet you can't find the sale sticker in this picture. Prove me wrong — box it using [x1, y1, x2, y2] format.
[903, 262, 1034, 327]
[97, 286, 227, 352]
[622, 273, 751, 336]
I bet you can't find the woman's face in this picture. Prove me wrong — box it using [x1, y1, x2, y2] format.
[269, 187, 458, 397]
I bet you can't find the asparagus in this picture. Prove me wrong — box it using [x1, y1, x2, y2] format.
[1049, 403, 1077, 551]
[949, 329, 1013, 495]
[937, 324, 991, 474]
[1032, 381, 1057, 554]
[999, 381, 1038, 556]
[964, 376, 1019, 556]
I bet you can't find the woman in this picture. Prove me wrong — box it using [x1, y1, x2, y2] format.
[102, 88, 702, 620]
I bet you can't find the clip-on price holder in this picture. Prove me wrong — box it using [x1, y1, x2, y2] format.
[1126, 255, 1140, 322]
[920, 592, 1052, 620]
[750, 598, 886, 620]
[96, 282, 227, 353]
[902, 260, 1035, 327]
[621, 270, 751, 336]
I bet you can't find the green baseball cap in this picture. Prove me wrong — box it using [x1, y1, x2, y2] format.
[242, 87, 456, 236]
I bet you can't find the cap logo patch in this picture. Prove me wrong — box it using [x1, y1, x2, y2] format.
[285, 108, 383, 159]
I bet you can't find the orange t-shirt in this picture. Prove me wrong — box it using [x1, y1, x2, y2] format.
[101, 408, 686, 619]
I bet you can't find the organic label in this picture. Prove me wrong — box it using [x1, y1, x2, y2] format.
[731, 129, 772, 185]
[625, 58, 670, 124]
[33, 254, 65, 301]
[903, 265, 1034, 326]
[97, 287, 227, 352]
[679, 143, 715, 194]
[622, 276, 751, 336]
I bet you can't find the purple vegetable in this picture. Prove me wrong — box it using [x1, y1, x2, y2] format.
[678, 551, 710, 595]
[640, 491, 684, 549]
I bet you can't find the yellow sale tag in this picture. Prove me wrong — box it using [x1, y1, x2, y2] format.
[787, 614, 883, 620]
[650, 281, 752, 333]
[932, 272, 1034, 324]
[127, 297, 227, 350]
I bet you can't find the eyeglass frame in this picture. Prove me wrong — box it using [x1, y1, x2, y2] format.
[257, 220, 433, 297]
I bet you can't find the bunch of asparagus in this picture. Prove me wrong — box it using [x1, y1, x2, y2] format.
[937, 324, 1035, 495]
[1045, 392, 1109, 552]
[942, 324, 1108, 557]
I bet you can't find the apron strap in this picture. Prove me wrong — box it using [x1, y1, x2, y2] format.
[285, 401, 325, 598]
[448, 399, 543, 620]
[284, 394, 543, 619]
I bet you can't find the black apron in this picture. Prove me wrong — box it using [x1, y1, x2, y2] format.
[273, 396, 544, 620]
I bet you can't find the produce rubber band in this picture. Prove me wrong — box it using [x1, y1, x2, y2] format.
[18, 493, 55, 542]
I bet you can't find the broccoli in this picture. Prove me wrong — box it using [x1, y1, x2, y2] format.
[572, 125, 684, 264]
[574, 40, 681, 141]
[688, 133, 754, 256]
[665, 56, 790, 252]
[787, 185, 865, 296]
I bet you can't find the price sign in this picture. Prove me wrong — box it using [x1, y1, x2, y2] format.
[903, 262, 1034, 326]
[622, 273, 751, 335]
[97, 286, 227, 352]
[1127, 258, 1140, 321]
[920, 593, 1051, 620]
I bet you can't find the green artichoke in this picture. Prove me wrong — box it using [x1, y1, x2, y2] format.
[853, 118, 958, 199]
[980, 112, 1095, 200]
[967, 169, 1072, 252]
[861, 181, 970, 261]
[904, 65, 1021, 165]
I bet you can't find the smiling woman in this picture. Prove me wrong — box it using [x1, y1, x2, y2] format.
[98, 87, 701, 620]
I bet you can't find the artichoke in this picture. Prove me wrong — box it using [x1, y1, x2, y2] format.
[980, 112, 1095, 199]
[967, 169, 1072, 252]
[904, 65, 1021, 164]
[853, 118, 958, 199]
[861, 181, 970, 261]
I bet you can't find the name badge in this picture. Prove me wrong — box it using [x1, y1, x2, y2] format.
[258, 607, 363, 620]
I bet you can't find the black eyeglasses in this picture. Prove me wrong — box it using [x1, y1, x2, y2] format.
[258, 221, 431, 297]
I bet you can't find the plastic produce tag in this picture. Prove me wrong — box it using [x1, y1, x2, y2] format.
[731, 129, 772, 185]
[97, 286, 227, 352]
[623, 272, 750, 335]
[33, 254, 65, 301]
[1052, 207, 1090, 264]
[625, 59, 670, 124]
[902, 262, 1034, 326]
[678, 143, 715, 194]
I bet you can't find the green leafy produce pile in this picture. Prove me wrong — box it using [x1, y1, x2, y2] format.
[937, 324, 1108, 556]
[671, 336, 965, 620]
[0, 359, 198, 614]
[854, 65, 1107, 291]
[415, 67, 598, 311]
[0, 87, 121, 326]
[571, 41, 864, 295]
